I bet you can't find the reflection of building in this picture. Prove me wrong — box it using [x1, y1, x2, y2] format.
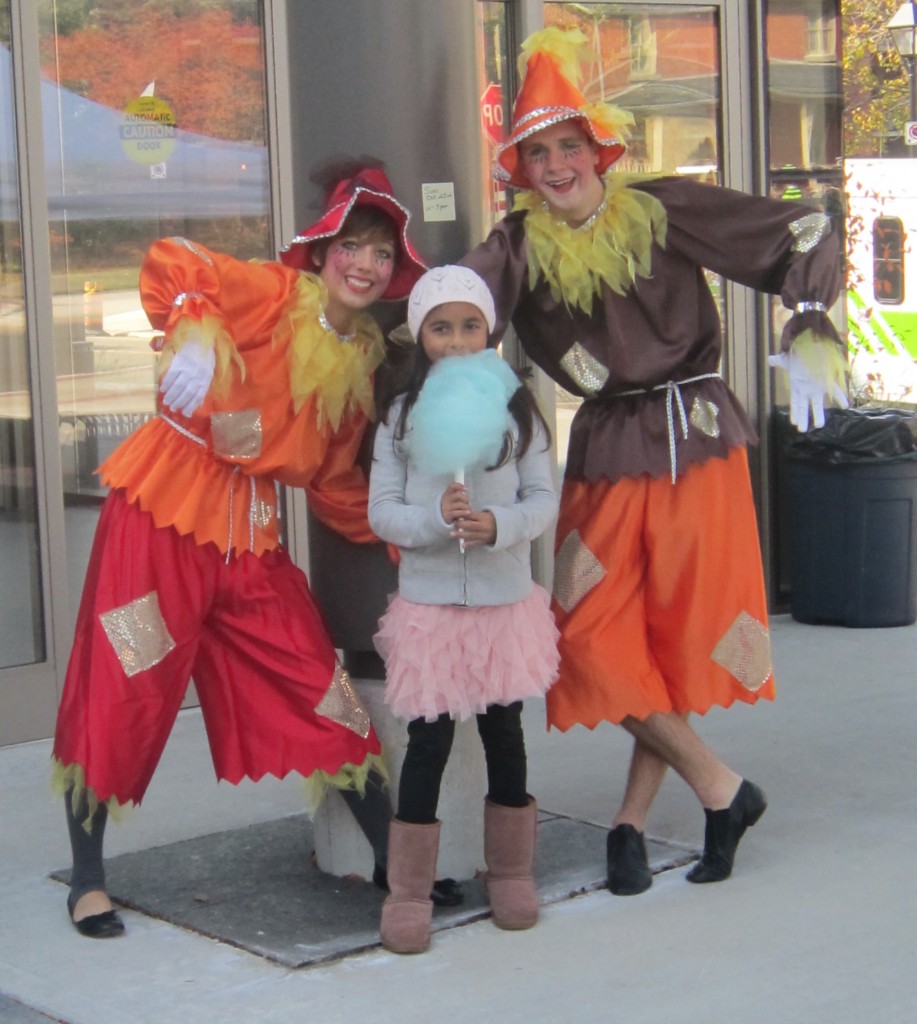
[766, 0, 843, 170]
[554, 2, 842, 176]
[550, 9, 719, 173]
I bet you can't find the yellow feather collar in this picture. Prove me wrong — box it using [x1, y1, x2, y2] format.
[515, 174, 668, 315]
[274, 273, 385, 431]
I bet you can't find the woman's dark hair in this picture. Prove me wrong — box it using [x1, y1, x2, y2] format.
[379, 344, 552, 467]
[310, 205, 399, 270]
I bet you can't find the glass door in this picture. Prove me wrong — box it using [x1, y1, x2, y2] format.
[763, 0, 843, 608]
[38, 0, 274, 641]
[542, 0, 758, 471]
[0, 0, 278, 744]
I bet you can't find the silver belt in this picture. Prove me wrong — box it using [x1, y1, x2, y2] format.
[160, 412, 259, 561]
[614, 373, 721, 483]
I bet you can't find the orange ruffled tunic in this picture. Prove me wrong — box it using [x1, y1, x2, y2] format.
[102, 236, 385, 557]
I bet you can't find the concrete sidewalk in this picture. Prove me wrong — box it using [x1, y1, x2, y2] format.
[1, 614, 915, 1023]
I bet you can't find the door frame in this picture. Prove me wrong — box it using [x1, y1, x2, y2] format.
[1, 1, 65, 744]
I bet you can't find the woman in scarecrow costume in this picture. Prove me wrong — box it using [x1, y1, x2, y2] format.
[52, 166, 426, 938]
[463, 28, 846, 894]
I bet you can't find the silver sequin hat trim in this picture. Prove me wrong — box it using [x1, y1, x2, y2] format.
[493, 106, 626, 183]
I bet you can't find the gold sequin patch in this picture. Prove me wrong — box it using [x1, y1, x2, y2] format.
[789, 212, 830, 254]
[315, 665, 371, 738]
[211, 410, 262, 459]
[559, 342, 609, 396]
[689, 396, 720, 438]
[552, 529, 607, 613]
[711, 611, 772, 692]
[251, 498, 274, 530]
[99, 592, 176, 678]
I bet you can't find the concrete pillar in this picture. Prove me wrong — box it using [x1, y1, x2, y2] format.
[312, 677, 487, 881]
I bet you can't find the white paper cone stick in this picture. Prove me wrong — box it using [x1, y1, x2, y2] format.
[454, 468, 465, 553]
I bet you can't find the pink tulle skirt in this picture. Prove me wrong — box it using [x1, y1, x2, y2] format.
[374, 584, 560, 722]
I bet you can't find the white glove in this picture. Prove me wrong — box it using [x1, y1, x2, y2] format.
[769, 336, 848, 433]
[159, 339, 216, 416]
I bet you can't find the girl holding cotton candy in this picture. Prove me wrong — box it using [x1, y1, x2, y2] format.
[367, 265, 559, 955]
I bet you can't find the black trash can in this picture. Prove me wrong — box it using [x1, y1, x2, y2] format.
[784, 407, 917, 628]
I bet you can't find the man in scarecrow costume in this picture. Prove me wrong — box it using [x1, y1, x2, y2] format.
[463, 28, 846, 894]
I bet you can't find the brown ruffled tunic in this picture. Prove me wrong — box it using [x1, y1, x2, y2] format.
[464, 175, 842, 483]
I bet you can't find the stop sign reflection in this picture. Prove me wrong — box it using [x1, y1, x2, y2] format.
[480, 83, 504, 146]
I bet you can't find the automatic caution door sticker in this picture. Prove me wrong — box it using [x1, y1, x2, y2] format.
[121, 96, 177, 165]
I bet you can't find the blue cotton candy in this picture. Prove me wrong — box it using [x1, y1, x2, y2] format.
[409, 350, 520, 475]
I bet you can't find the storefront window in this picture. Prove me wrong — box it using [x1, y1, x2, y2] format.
[545, 2, 722, 177]
[766, 0, 842, 176]
[0, 8, 46, 668]
[764, 1, 847, 606]
[37, 0, 272, 634]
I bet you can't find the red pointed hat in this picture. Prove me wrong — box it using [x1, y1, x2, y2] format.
[495, 27, 632, 190]
[279, 167, 426, 301]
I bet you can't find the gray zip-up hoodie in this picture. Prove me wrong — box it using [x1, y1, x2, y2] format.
[369, 396, 558, 608]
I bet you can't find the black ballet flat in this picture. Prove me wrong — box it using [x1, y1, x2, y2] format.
[373, 861, 464, 907]
[72, 909, 125, 938]
[686, 779, 767, 884]
[68, 893, 125, 939]
[606, 824, 653, 896]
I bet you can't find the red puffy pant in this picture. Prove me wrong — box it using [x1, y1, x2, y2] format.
[53, 489, 381, 808]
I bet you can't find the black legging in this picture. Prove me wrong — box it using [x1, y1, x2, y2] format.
[397, 701, 528, 824]
[65, 788, 108, 911]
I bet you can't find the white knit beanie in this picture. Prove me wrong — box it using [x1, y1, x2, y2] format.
[407, 265, 496, 341]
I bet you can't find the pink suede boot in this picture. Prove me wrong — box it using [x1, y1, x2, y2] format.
[483, 796, 539, 930]
[379, 819, 440, 954]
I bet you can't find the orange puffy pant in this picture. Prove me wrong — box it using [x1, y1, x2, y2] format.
[547, 447, 775, 731]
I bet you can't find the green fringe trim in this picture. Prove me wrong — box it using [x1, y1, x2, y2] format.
[51, 759, 134, 833]
[301, 752, 389, 818]
[53, 752, 391, 829]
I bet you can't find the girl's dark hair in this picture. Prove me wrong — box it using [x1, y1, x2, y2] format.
[379, 344, 552, 467]
[311, 205, 399, 269]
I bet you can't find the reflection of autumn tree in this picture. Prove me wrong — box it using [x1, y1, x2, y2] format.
[842, 0, 910, 156]
[39, 5, 265, 143]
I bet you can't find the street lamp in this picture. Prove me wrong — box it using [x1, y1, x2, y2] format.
[887, 0, 917, 153]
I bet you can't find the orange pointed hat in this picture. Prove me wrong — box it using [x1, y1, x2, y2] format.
[495, 27, 633, 189]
